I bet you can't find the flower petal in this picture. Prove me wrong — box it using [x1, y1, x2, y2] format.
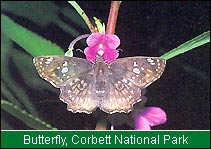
[85, 33, 120, 63]
[135, 116, 151, 130]
[84, 47, 97, 63]
[103, 49, 119, 63]
[105, 34, 120, 49]
[141, 107, 167, 126]
[135, 107, 167, 130]
[86, 33, 102, 47]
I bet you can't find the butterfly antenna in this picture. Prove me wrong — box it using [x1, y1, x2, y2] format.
[76, 48, 84, 53]
[68, 34, 90, 50]
[117, 48, 123, 52]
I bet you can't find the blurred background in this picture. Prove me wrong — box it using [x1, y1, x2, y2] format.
[1, 1, 210, 130]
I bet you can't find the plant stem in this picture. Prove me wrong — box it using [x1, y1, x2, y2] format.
[106, 1, 121, 34]
[68, 1, 96, 33]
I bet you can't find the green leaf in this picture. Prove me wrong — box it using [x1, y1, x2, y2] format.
[1, 14, 65, 56]
[1, 1, 60, 26]
[1, 100, 57, 130]
[94, 17, 105, 33]
[1, 34, 39, 117]
[2, 1, 81, 37]
[11, 46, 59, 92]
[1, 81, 22, 108]
[161, 31, 210, 60]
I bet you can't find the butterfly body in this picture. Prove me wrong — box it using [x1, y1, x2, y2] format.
[33, 56, 166, 114]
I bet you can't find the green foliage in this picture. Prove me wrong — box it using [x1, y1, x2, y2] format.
[1, 1, 80, 130]
[1, 14, 65, 57]
[1, 100, 57, 130]
[161, 31, 210, 60]
[1, 1, 86, 36]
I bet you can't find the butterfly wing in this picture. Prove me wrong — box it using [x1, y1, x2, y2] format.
[33, 56, 98, 113]
[109, 56, 166, 88]
[33, 56, 93, 87]
[59, 74, 98, 114]
[99, 77, 144, 114]
[99, 56, 166, 114]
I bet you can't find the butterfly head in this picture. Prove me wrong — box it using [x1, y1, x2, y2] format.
[95, 54, 105, 63]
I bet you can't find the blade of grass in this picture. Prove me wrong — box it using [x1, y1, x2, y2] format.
[1, 33, 39, 116]
[11, 46, 58, 92]
[1, 100, 57, 130]
[161, 31, 210, 60]
[1, 14, 65, 57]
[2, 1, 80, 37]
[1, 81, 22, 108]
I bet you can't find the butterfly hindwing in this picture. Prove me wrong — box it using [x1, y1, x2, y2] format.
[59, 74, 98, 114]
[99, 76, 144, 114]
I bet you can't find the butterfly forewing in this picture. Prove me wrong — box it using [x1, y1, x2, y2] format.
[109, 56, 166, 88]
[33, 56, 92, 87]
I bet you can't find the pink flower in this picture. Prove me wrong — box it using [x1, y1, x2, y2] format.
[135, 107, 167, 130]
[84, 33, 120, 63]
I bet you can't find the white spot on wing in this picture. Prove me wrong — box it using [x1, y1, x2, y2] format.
[133, 68, 140, 74]
[96, 90, 105, 94]
[45, 61, 51, 64]
[147, 58, 154, 63]
[61, 67, 68, 73]
[63, 61, 68, 66]
[133, 62, 138, 67]
[122, 78, 128, 83]
[46, 57, 53, 62]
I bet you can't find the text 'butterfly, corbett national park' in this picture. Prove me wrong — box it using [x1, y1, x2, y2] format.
[33, 33, 166, 114]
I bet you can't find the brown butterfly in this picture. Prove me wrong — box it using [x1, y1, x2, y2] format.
[33, 56, 166, 114]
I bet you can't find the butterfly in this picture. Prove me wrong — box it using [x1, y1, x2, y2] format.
[33, 55, 166, 114]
